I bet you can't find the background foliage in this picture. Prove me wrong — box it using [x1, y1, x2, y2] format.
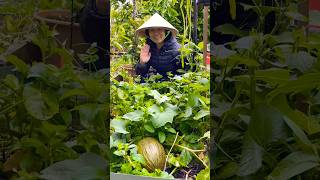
[212, 0, 320, 179]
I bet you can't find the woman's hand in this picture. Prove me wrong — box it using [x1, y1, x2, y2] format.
[140, 44, 151, 64]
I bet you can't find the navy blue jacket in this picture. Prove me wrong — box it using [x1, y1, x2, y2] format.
[135, 33, 188, 79]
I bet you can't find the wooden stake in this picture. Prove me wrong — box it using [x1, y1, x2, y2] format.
[203, 6, 209, 67]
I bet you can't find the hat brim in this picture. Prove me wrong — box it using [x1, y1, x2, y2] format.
[135, 27, 178, 37]
[135, 13, 178, 38]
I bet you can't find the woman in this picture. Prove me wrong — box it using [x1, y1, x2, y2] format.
[135, 13, 188, 80]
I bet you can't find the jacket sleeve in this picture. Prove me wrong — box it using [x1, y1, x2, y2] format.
[135, 62, 150, 77]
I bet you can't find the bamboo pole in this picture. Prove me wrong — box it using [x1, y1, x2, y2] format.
[203, 6, 209, 67]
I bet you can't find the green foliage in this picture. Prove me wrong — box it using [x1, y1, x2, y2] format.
[110, 71, 210, 178]
[213, 0, 320, 179]
[0, 56, 108, 177]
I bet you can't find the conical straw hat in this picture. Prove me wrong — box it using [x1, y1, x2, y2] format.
[135, 13, 178, 37]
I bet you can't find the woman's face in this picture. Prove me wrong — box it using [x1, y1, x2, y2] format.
[148, 28, 166, 44]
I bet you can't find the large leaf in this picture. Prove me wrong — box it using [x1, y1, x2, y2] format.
[267, 151, 319, 180]
[193, 109, 209, 120]
[237, 133, 263, 176]
[148, 104, 177, 128]
[211, 44, 236, 59]
[285, 51, 316, 73]
[267, 73, 320, 101]
[271, 95, 320, 135]
[218, 161, 239, 179]
[285, 11, 307, 22]
[148, 90, 170, 104]
[111, 119, 129, 134]
[123, 110, 144, 122]
[283, 116, 312, 145]
[255, 68, 290, 86]
[40, 152, 108, 180]
[23, 85, 59, 120]
[196, 168, 210, 180]
[73, 103, 107, 129]
[180, 149, 192, 167]
[213, 24, 248, 37]
[59, 89, 89, 101]
[235, 36, 255, 49]
[240, 3, 278, 16]
[5, 55, 29, 77]
[248, 103, 289, 146]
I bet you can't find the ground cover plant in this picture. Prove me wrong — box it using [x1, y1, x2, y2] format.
[110, 71, 210, 179]
[212, 0, 320, 179]
[110, 0, 210, 179]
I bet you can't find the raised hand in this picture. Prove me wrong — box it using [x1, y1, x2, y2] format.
[140, 44, 151, 64]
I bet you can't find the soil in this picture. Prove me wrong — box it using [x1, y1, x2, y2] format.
[167, 160, 205, 180]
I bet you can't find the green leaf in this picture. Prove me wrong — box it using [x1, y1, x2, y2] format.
[3, 74, 20, 90]
[214, 24, 248, 37]
[148, 90, 170, 104]
[111, 119, 129, 134]
[123, 110, 144, 121]
[226, 55, 260, 67]
[40, 152, 108, 180]
[28, 63, 58, 82]
[144, 124, 155, 133]
[81, 79, 104, 100]
[255, 68, 290, 86]
[158, 131, 166, 143]
[218, 162, 239, 179]
[5, 55, 29, 77]
[166, 127, 176, 134]
[237, 133, 263, 176]
[23, 85, 59, 120]
[267, 151, 319, 180]
[285, 51, 316, 73]
[60, 109, 72, 126]
[283, 116, 312, 145]
[117, 88, 128, 100]
[212, 45, 236, 59]
[248, 103, 288, 146]
[180, 149, 192, 167]
[73, 104, 106, 129]
[198, 131, 210, 141]
[196, 167, 210, 180]
[184, 106, 192, 118]
[193, 110, 209, 120]
[148, 104, 177, 128]
[285, 12, 308, 22]
[271, 95, 320, 135]
[59, 89, 89, 101]
[235, 36, 255, 49]
[267, 73, 320, 101]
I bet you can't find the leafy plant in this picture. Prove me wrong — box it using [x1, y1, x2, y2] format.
[110, 70, 210, 178]
[212, 0, 320, 179]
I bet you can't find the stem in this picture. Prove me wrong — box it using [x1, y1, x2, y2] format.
[164, 132, 179, 170]
[0, 100, 24, 115]
[249, 67, 256, 109]
[175, 144, 206, 152]
[174, 144, 208, 168]
[169, 166, 178, 176]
